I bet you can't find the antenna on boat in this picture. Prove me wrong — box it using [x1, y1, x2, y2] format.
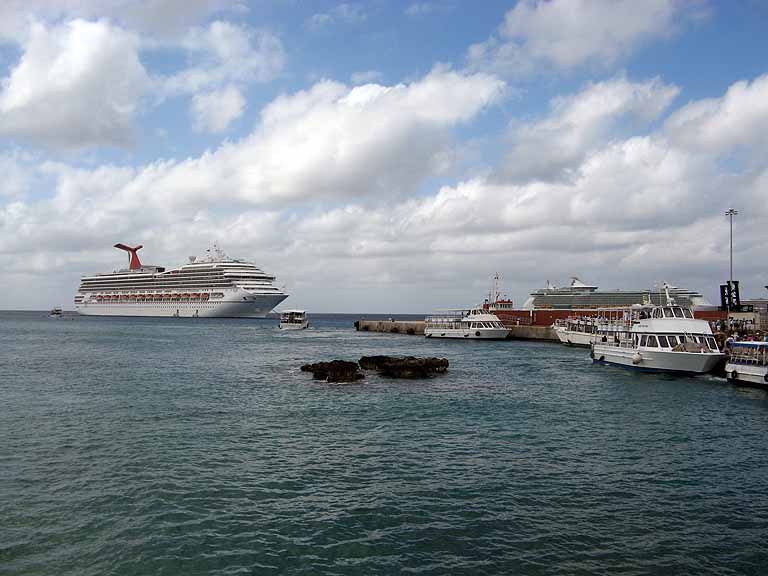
[490, 272, 502, 304]
[663, 282, 675, 306]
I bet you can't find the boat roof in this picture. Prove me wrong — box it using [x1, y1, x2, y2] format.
[281, 309, 305, 313]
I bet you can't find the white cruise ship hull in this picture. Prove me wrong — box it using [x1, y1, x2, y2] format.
[592, 344, 723, 374]
[76, 292, 287, 318]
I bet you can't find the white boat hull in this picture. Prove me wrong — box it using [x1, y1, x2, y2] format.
[553, 326, 593, 347]
[425, 327, 509, 339]
[592, 344, 724, 374]
[279, 320, 309, 330]
[76, 292, 287, 318]
[725, 363, 768, 387]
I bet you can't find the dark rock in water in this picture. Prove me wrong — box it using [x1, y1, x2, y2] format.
[300, 360, 364, 383]
[358, 355, 449, 379]
[358, 355, 394, 370]
[301, 356, 448, 382]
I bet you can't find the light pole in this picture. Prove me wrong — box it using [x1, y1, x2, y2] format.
[725, 208, 738, 322]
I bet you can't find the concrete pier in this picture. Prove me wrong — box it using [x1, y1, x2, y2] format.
[354, 319, 557, 341]
[355, 320, 425, 335]
[506, 325, 558, 342]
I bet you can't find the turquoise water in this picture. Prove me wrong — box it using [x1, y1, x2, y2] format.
[2, 311, 767, 575]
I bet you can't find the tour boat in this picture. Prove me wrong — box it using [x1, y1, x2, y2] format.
[725, 342, 768, 387]
[553, 310, 631, 348]
[591, 289, 724, 374]
[425, 307, 509, 340]
[279, 310, 309, 330]
[48, 307, 63, 318]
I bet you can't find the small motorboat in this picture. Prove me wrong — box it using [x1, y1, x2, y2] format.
[279, 309, 309, 330]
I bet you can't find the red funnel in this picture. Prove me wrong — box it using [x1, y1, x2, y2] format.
[114, 243, 143, 270]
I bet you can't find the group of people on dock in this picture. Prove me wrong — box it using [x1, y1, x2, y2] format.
[710, 320, 768, 354]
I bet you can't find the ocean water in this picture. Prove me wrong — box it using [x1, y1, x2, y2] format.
[1, 311, 767, 575]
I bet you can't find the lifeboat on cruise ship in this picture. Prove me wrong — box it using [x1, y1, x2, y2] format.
[201, 293, 210, 301]
[190, 293, 200, 299]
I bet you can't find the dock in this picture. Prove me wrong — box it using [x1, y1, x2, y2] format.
[355, 320, 425, 335]
[354, 319, 557, 341]
[506, 325, 558, 341]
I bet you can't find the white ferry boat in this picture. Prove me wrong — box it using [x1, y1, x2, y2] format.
[725, 342, 768, 387]
[553, 310, 632, 347]
[590, 299, 724, 374]
[425, 307, 510, 340]
[279, 310, 309, 330]
[75, 243, 288, 318]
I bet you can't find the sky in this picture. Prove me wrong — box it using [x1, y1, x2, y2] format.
[0, 0, 766, 313]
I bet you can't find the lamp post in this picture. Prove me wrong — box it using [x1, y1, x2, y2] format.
[725, 208, 738, 322]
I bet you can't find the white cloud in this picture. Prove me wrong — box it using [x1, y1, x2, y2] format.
[306, 3, 367, 30]
[0, 0, 241, 43]
[4, 71, 768, 311]
[0, 151, 33, 197]
[468, 0, 698, 75]
[162, 20, 285, 97]
[665, 73, 768, 154]
[498, 76, 680, 183]
[0, 19, 149, 149]
[129, 69, 503, 208]
[191, 85, 245, 133]
[0, 69, 503, 255]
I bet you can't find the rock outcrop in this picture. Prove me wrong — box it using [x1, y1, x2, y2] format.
[300, 360, 364, 383]
[358, 355, 449, 379]
[301, 356, 449, 382]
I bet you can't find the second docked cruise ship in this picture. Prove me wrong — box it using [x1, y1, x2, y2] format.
[74, 243, 288, 318]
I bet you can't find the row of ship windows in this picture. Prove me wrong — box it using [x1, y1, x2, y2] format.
[609, 333, 719, 350]
[425, 321, 504, 329]
[82, 274, 273, 282]
[635, 333, 717, 349]
[86, 294, 224, 302]
[81, 278, 273, 285]
[84, 305, 217, 308]
[80, 282, 274, 289]
[81, 284, 236, 290]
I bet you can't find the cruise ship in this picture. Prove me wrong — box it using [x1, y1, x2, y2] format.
[522, 277, 714, 310]
[74, 244, 288, 318]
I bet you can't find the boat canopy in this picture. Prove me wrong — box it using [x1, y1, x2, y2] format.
[731, 341, 768, 348]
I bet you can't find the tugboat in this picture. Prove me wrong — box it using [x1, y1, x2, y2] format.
[279, 309, 309, 330]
